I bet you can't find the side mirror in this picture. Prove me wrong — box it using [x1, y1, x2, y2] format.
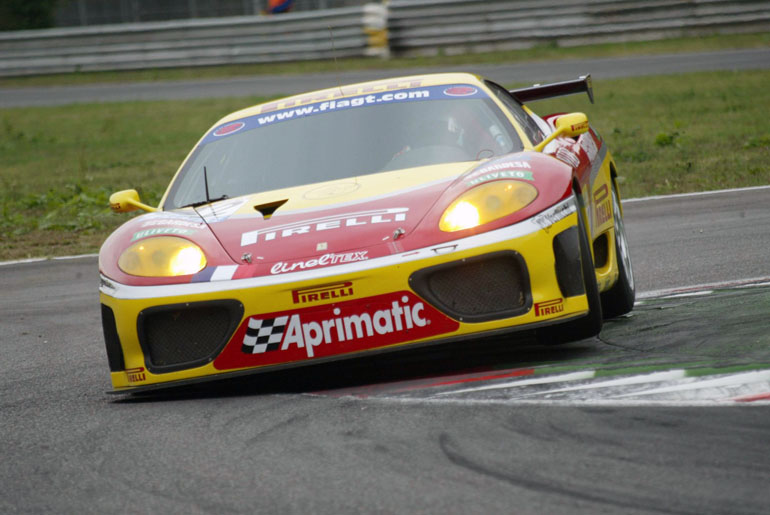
[109, 189, 158, 213]
[534, 112, 589, 152]
[554, 112, 589, 137]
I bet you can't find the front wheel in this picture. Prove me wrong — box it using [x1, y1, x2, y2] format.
[600, 179, 636, 318]
[537, 191, 603, 345]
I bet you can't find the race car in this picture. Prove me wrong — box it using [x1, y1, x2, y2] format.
[99, 72, 635, 393]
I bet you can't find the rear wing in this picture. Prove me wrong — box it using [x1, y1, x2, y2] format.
[510, 74, 594, 104]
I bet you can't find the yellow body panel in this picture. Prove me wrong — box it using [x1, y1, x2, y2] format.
[211, 162, 476, 218]
[588, 153, 620, 293]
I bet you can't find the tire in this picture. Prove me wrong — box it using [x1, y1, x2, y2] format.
[600, 179, 636, 318]
[536, 190, 603, 345]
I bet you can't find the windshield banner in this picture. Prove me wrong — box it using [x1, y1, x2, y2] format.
[202, 84, 489, 144]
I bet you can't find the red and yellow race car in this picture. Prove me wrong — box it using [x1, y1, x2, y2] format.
[99, 72, 634, 392]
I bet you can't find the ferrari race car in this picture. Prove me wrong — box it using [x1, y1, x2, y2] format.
[99, 72, 635, 392]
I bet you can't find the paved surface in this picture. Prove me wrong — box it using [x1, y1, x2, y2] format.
[1, 189, 769, 514]
[2, 48, 769, 108]
[624, 187, 770, 294]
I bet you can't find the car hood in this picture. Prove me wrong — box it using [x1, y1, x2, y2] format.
[197, 161, 477, 266]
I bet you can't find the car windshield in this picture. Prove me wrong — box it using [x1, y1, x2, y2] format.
[164, 85, 524, 210]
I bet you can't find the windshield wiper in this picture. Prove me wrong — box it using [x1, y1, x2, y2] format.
[180, 195, 229, 209]
[180, 165, 228, 208]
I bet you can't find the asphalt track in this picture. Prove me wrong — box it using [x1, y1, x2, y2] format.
[1, 187, 769, 514]
[1, 48, 769, 108]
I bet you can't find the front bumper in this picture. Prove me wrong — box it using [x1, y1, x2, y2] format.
[101, 198, 587, 392]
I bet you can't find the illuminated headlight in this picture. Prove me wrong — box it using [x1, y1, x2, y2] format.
[439, 180, 538, 232]
[118, 237, 207, 277]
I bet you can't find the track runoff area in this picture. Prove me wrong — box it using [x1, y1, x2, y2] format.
[5, 186, 770, 405]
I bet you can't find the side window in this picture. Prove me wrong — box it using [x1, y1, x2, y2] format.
[486, 81, 546, 145]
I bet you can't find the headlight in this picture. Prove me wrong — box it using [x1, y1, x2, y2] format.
[118, 237, 207, 277]
[439, 180, 538, 232]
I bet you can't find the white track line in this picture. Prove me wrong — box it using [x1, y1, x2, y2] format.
[432, 371, 596, 396]
[362, 395, 769, 408]
[614, 370, 770, 398]
[636, 277, 770, 300]
[624, 184, 770, 203]
[0, 253, 97, 267]
[519, 370, 687, 396]
[359, 371, 770, 406]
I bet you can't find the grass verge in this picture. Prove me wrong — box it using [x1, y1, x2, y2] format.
[1, 69, 769, 260]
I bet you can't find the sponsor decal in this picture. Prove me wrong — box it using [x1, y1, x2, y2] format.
[292, 281, 354, 304]
[250, 90, 435, 132]
[245, 296, 425, 358]
[257, 79, 425, 116]
[533, 200, 576, 229]
[593, 183, 609, 203]
[593, 184, 611, 226]
[468, 169, 534, 186]
[141, 218, 205, 229]
[571, 121, 589, 133]
[241, 316, 288, 354]
[555, 147, 581, 168]
[213, 122, 246, 137]
[202, 84, 488, 144]
[472, 160, 532, 176]
[125, 367, 146, 383]
[195, 197, 248, 222]
[131, 227, 195, 241]
[270, 251, 368, 275]
[213, 292, 460, 370]
[535, 298, 564, 317]
[191, 264, 239, 283]
[444, 86, 478, 97]
[595, 200, 612, 226]
[304, 182, 360, 200]
[579, 132, 599, 161]
[241, 207, 408, 247]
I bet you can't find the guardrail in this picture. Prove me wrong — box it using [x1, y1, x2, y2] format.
[0, 0, 767, 77]
[388, 0, 770, 56]
[0, 4, 387, 77]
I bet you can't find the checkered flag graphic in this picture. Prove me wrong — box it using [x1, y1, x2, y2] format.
[241, 316, 289, 354]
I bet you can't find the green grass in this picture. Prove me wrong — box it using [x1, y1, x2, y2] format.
[0, 96, 267, 258]
[1, 69, 769, 260]
[1, 31, 768, 88]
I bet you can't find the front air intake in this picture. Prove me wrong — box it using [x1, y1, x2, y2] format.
[592, 232, 609, 269]
[138, 300, 243, 373]
[553, 226, 585, 298]
[101, 304, 125, 372]
[409, 251, 531, 322]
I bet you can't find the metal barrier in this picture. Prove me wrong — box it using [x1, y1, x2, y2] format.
[53, 0, 367, 27]
[388, 0, 770, 56]
[0, 0, 768, 77]
[0, 4, 387, 76]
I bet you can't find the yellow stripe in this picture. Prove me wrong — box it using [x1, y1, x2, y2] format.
[229, 161, 477, 215]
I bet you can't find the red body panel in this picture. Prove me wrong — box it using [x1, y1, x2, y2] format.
[213, 291, 460, 370]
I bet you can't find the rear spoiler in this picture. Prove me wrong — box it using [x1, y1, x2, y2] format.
[510, 74, 594, 104]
